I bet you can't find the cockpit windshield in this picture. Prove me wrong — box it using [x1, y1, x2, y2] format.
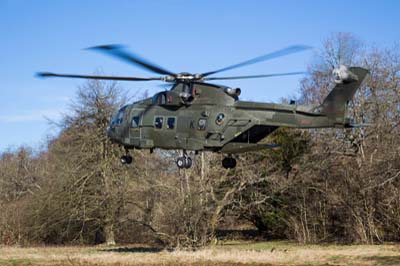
[170, 83, 191, 94]
[111, 105, 128, 126]
[152, 92, 166, 105]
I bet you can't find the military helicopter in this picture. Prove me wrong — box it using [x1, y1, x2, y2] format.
[38, 45, 368, 169]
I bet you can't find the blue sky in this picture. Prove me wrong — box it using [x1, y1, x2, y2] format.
[1, 0, 399, 151]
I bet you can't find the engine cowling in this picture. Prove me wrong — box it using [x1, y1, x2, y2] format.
[225, 87, 241, 97]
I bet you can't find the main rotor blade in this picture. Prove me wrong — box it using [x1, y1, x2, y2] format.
[203, 71, 306, 81]
[88, 45, 176, 76]
[201, 45, 312, 77]
[37, 72, 163, 81]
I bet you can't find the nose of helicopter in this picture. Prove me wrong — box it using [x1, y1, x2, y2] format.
[106, 121, 118, 143]
[106, 124, 114, 140]
[107, 126, 121, 145]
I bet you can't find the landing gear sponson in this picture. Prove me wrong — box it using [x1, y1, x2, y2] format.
[175, 151, 237, 169]
[121, 148, 236, 169]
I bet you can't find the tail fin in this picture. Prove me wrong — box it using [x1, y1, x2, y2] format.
[319, 66, 369, 123]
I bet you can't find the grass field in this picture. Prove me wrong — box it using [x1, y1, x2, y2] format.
[1, 241, 400, 266]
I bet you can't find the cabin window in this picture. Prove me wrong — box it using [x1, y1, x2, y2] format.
[154, 117, 163, 129]
[167, 117, 176, 129]
[198, 118, 207, 130]
[131, 116, 140, 128]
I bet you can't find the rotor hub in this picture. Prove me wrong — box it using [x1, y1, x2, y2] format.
[176, 72, 198, 81]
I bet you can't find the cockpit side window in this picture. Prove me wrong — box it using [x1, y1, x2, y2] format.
[131, 116, 140, 128]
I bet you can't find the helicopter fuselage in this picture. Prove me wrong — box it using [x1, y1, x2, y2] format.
[107, 81, 351, 154]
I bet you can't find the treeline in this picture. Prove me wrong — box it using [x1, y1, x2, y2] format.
[0, 33, 399, 247]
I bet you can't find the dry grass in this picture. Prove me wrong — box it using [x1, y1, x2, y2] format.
[1, 241, 400, 266]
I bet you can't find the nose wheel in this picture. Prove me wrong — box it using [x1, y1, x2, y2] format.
[121, 149, 133, 165]
[222, 156, 236, 169]
[121, 155, 133, 164]
[176, 151, 192, 169]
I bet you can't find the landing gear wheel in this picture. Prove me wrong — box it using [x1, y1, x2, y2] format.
[125, 155, 133, 164]
[176, 153, 193, 169]
[176, 157, 186, 169]
[184, 157, 192, 169]
[121, 155, 133, 165]
[222, 157, 237, 169]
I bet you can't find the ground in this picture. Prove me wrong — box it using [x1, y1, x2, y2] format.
[1, 241, 400, 266]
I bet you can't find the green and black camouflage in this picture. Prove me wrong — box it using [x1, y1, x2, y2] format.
[37, 44, 368, 168]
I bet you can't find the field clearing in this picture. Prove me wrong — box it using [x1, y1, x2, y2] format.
[1, 241, 400, 266]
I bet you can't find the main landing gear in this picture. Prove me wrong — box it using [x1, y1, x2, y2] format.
[176, 151, 192, 169]
[222, 156, 236, 169]
[121, 149, 133, 165]
[121, 149, 236, 170]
